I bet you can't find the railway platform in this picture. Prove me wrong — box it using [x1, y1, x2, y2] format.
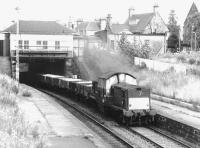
[151, 99, 200, 130]
[18, 84, 111, 148]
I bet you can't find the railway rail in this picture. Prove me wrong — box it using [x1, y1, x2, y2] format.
[39, 88, 135, 148]
[129, 127, 193, 148]
[148, 126, 193, 148]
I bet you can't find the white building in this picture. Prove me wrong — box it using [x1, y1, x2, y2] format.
[2, 20, 74, 52]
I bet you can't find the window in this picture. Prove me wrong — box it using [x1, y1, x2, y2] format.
[55, 41, 60, 49]
[129, 19, 140, 25]
[36, 41, 42, 49]
[43, 41, 48, 49]
[36, 41, 41, 46]
[18, 40, 22, 49]
[111, 40, 114, 49]
[24, 40, 29, 49]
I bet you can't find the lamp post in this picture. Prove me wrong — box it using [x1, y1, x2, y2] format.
[194, 32, 197, 51]
[15, 6, 20, 81]
[178, 27, 181, 51]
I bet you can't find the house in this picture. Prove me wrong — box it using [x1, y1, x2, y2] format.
[183, 2, 199, 45]
[2, 20, 74, 52]
[95, 5, 168, 54]
[73, 19, 106, 56]
[125, 5, 168, 34]
[76, 21, 100, 36]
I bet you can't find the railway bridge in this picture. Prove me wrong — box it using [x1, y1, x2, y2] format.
[10, 49, 74, 83]
[0, 20, 84, 83]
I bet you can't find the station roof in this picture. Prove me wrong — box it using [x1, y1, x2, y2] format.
[2, 20, 73, 35]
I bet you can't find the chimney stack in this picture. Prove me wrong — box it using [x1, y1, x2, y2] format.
[153, 3, 159, 14]
[128, 7, 135, 20]
[106, 14, 112, 28]
[99, 18, 107, 30]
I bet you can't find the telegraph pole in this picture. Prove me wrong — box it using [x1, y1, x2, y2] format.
[194, 32, 197, 51]
[15, 6, 20, 81]
[191, 25, 194, 51]
[178, 27, 181, 51]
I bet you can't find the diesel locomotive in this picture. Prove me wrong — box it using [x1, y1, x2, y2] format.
[36, 72, 156, 125]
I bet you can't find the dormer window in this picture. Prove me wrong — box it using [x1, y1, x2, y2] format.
[129, 19, 140, 25]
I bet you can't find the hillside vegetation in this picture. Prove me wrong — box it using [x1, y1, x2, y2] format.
[82, 48, 200, 106]
[0, 74, 46, 148]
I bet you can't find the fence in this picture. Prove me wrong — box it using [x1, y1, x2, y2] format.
[134, 57, 187, 74]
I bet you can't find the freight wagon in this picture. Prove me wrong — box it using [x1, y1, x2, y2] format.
[37, 72, 155, 125]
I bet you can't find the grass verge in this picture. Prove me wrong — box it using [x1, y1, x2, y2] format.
[0, 74, 47, 148]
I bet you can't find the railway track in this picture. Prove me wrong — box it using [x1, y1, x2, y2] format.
[39, 88, 193, 148]
[129, 127, 193, 148]
[148, 126, 193, 148]
[39, 88, 135, 148]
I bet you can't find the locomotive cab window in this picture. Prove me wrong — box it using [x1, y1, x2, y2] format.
[119, 74, 137, 85]
[106, 75, 118, 94]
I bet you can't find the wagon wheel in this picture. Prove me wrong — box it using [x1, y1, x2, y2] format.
[118, 112, 125, 125]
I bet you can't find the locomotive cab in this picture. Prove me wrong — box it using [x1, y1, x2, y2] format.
[94, 72, 137, 112]
[110, 83, 155, 124]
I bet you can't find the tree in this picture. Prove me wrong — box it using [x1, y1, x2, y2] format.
[167, 34, 179, 53]
[118, 33, 150, 61]
[168, 10, 180, 35]
[167, 10, 180, 52]
[183, 13, 200, 50]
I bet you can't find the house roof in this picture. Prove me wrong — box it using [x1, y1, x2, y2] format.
[125, 13, 154, 33]
[184, 2, 199, 24]
[77, 22, 100, 31]
[109, 24, 131, 34]
[2, 20, 73, 35]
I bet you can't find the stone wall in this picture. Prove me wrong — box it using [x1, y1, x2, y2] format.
[155, 114, 200, 146]
[0, 56, 11, 76]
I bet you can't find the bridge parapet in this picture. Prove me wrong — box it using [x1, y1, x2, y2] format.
[11, 49, 73, 60]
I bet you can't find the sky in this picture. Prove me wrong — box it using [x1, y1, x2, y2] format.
[0, 0, 200, 31]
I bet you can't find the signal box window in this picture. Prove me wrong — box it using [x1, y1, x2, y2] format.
[24, 40, 29, 49]
[43, 41, 48, 49]
[18, 40, 22, 49]
[55, 41, 60, 49]
[36, 41, 42, 49]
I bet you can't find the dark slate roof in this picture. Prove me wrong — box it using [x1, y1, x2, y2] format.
[110, 24, 131, 34]
[77, 22, 100, 31]
[186, 2, 199, 19]
[2, 20, 73, 35]
[125, 13, 154, 33]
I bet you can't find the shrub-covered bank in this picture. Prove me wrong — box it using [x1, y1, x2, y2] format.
[83, 48, 200, 107]
[0, 74, 46, 148]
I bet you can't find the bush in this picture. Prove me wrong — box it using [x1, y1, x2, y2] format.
[0, 93, 17, 107]
[188, 59, 196, 64]
[0, 75, 19, 94]
[197, 60, 200, 65]
[22, 89, 32, 97]
[177, 56, 186, 63]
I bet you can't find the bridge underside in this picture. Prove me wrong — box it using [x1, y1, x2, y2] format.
[10, 50, 73, 84]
